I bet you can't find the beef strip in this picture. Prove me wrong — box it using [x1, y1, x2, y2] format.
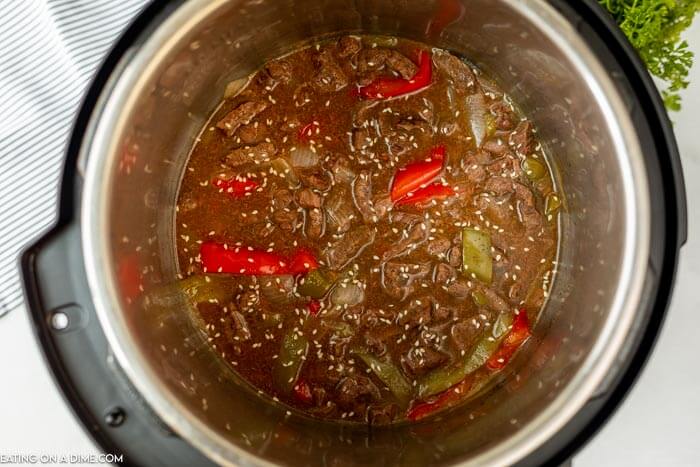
[382, 262, 431, 300]
[357, 48, 416, 79]
[225, 142, 277, 167]
[513, 182, 544, 234]
[510, 121, 535, 155]
[352, 127, 373, 152]
[327, 156, 357, 184]
[297, 188, 323, 209]
[353, 171, 389, 223]
[382, 220, 430, 261]
[446, 280, 471, 299]
[491, 102, 516, 131]
[475, 286, 510, 313]
[397, 297, 432, 329]
[338, 36, 362, 57]
[385, 50, 417, 78]
[216, 101, 268, 137]
[324, 225, 376, 270]
[272, 188, 301, 231]
[402, 346, 448, 377]
[450, 320, 480, 352]
[265, 60, 293, 84]
[299, 170, 332, 191]
[306, 207, 326, 239]
[426, 238, 451, 258]
[336, 376, 381, 410]
[433, 51, 477, 90]
[313, 50, 348, 92]
[237, 122, 267, 144]
[434, 263, 457, 285]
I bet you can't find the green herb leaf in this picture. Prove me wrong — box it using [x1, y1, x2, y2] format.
[600, 0, 700, 111]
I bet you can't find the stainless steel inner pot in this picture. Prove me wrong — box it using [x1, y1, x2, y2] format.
[79, 0, 651, 465]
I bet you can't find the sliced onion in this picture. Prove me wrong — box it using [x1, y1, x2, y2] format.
[290, 146, 320, 168]
[465, 93, 489, 147]
[330, 282, 365, 307]
[224, 75, 252, 99]
[260, 275, 296, 304]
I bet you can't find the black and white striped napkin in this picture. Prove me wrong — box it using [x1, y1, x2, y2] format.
[0, 0, 148, 316]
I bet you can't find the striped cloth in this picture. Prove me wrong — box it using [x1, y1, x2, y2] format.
[0, 0, 147, 316]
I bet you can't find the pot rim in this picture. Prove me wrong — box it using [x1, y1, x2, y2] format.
[80, 0, 652, 465]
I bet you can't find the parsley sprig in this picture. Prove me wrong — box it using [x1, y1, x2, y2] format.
[600, 0, 700, 110]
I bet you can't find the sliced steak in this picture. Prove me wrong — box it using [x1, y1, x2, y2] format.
[352, 171, 388, 223]
[514, 182, 544, 234]
[490, 101, 516, 131]
[299, 170, 332, 191]
[216, 101, 268, 137]
[237, 122, 267, 144]
[510, 121, 535, 155]
[336, 376, 381, 410]
[357, 48, 416, 79]
[397, 297, 432, 329]
[385, 50, 417, 79]
[382, 262, 431, 301]
[297, 188, 323, 209]
[313, 50, 348, 92]
[426, 238, 451, 258]
[402, 347, 448, 377]
[446, 279, 472, 299]
[450, 320, 480, 352]
[225, 142, 277, 167]
[338, 36, 362, 57]
[306, 207, 326, 239]
[433, 51, 477, 90]
[324, 225, 376, 270]
[382, 220, 430, 261]
[434, 263, 457, 286]
[265, 59, 293, 84]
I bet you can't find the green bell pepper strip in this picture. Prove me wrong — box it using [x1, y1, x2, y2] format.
[274, 331, 309, 393]
[297, 269, 334, 299]
[545, 192, 562, 216]
[145, 275, 237, 308]
[522, 158, 546, 180]
[354, 351, 413, 406]
[418, 312, 514, 397]
[462, 228, 493, 284]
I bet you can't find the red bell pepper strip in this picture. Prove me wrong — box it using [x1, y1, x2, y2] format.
[486, 310, 531, 370]
[117, 253, 142, 303]
[359, 50, 433, 100]
[212, 176, 259, 198]
[288, 248, 320, 275]
[407, 376, 473, 421]
[293, 380, 314, 404]
[307, 299, 322, 317]
[201, 242, 288, 275]
[391, 145, 446, 202]
[396, 182, 456, 206]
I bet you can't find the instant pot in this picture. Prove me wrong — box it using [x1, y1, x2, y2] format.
[21, 0, 687, 465]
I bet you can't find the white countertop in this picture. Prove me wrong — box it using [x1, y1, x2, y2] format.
[0, 4, 698, 466]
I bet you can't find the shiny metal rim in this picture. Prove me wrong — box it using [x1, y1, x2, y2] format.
[80, 0, 651, 465]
